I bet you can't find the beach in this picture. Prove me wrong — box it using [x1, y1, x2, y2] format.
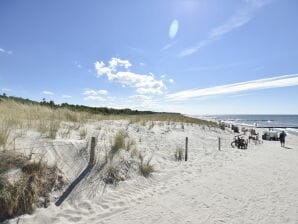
[6, 119, 298, 224]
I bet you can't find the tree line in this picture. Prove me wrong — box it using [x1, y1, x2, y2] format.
[0, 93, 178, 116]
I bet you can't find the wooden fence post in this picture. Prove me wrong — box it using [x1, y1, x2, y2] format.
[218, 137, 221, 151]
[89, 137, 96, 166]
[185, 137, 188, 161]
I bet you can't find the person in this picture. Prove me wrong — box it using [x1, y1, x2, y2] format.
[279, 131, 287, 147]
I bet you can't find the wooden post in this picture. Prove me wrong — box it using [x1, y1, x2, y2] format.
[89, 137, 96, 166]
[185, 137, 188, 161]
[218, 137, 221, 151]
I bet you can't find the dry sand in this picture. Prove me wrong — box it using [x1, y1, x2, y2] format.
[7, 120, 298, 224]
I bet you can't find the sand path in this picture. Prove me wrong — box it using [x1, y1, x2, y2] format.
[99, 141, 298, 224]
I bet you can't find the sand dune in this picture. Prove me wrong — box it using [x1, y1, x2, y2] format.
[8, 120, 298, 224]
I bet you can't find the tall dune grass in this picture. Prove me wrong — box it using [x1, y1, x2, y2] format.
[0, 98, 217, 150]
[0, 151, 62, 221]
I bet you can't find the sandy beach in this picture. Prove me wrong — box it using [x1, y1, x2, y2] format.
[6, 120, 298, 224]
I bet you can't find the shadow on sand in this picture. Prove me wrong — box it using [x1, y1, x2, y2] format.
[55, 164, 94, 206]
[283, 146, 293, 150]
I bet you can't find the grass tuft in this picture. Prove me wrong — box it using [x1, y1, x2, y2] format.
[0, 151, 62, 222]
[79, 128, 87, 140]
[126, 139, 135, 151]
[102, 166, 124, 185]
[110, 130, 127, 155]
[0, 120, 10, 150]
[138, 153, 154, 178]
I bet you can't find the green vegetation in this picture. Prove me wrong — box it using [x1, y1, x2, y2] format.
[110, 130, 127, 156]
[0, 151, 63, 222]
[0, 94, 162, 116]
[138, 153, 154, 177]
[102, 166, 124, 185]
[79, 128, 87, 140]
[0, 120, 10, 150]
[0, 94, 217, 126]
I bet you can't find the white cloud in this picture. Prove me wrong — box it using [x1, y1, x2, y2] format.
[167, 74, 298, 101]
[162, 40, 178, 51]
[168, 78, 174, 83]
[62, 95, 71, 98]
[94, 58, 166, 94]
[83, 89, 108, 96]
[109, 57, 131, 69]
[136, 87, 163, 95]
[0, 47, 13, 55]
[42, 91, 54, 95]
[94, 61, 112, 76]
[83, 89, 109, 101]
[1, 88, 12, 92]
[84, 95, 107, 101]
[169, 19, 179, 39]
[129, 95, 152, 100]
[180, 0, 270, 57]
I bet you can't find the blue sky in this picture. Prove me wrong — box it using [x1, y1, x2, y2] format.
[0, 0, 298, 114]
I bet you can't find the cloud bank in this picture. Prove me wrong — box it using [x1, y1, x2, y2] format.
[167, 74, 298, 101]
[94, 58, 166, 94]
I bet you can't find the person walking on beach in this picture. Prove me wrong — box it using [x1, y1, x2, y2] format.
[279, 131, 287, 147]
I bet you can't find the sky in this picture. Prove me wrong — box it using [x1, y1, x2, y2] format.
[0, 0, 298, 114]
